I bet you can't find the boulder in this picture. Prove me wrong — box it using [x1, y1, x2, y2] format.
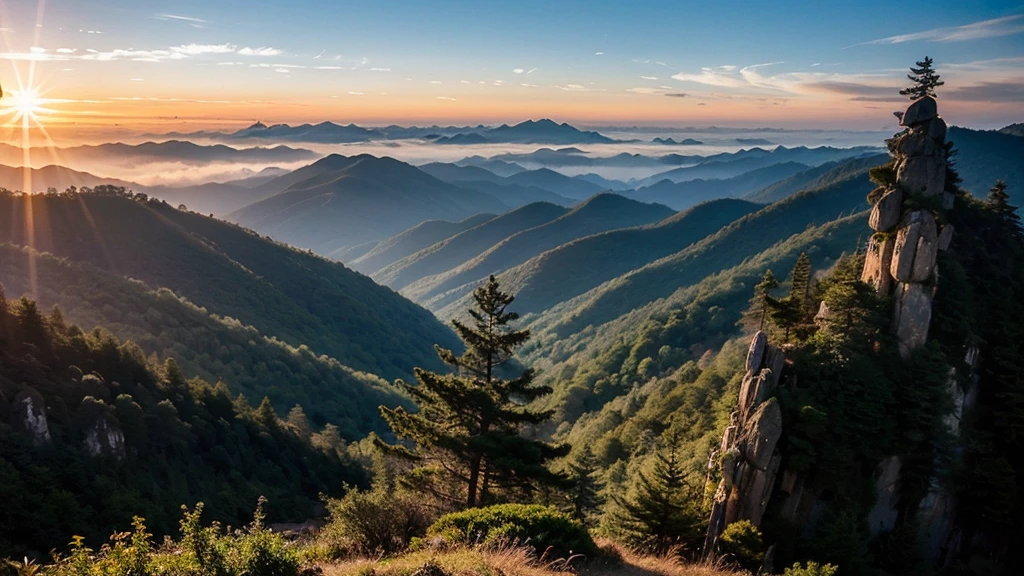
[899, 129, 938, 158]
[894, 283, 933, 356]
[900, 96, 938, 126]
[891, 213, 923, 282]
[764, 346, 785, 390]
[897, 155, 945, 197]
[738, 372, 758, 422]
[909, 211, 939, 282]
[937, 223, 954, 251]
[746, 331, 767, 373]
[862, 235, 895, 295]
[740, 398, 782, 471]
[926, 117, 947, 141]
[869, 189, 903, 232]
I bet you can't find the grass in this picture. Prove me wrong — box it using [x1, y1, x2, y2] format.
[320, 540, 738, 576]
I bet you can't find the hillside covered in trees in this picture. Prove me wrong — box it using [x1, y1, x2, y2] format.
[0, 290, 361, 557]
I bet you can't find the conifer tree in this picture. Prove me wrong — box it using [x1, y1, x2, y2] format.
[899, 56, 944, 100]
[565, 445, 605, 525]
[256, 396, 279, 430]
[774, 253, 813, 341]
[743, 269, 780, 333]
[789, 252, 812, 311]
[379, 275, 565, 508]
[987, 180, 1020, 231]
[286, 405, 312, 438]
[613, 443, 701, 554]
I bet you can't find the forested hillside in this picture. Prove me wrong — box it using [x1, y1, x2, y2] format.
[0, 189, 457, 382]
[402, 194, 675, 310]
[373, 201, 569, 289]
[0, 292, 361, 557]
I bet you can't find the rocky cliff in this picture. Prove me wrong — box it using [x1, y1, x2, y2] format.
[704, 331, 785, 552]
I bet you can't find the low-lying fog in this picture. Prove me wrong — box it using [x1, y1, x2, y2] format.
[5, 127, 892, 187]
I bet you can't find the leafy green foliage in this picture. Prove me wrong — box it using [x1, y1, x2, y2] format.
[320, 485, 431, 556]
[783, 562, 839, 576]
[43, 500, 297, 576]
[717, 520, 764, 573]
[426, 504, 597, 558]
[0, 291, 362, 558]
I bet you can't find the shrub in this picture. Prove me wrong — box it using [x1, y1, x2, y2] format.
[783, 561, 839, 576]
[225, 497, 299, 576]
[426, 504, 597, 559]
[717, 520, 763, 573]
[320, 487, 431, 557]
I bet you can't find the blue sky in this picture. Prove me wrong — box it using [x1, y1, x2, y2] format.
[0, 0, 1021, 130]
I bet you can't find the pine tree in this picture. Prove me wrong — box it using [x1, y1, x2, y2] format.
[378, 275, 566, 508]
[565, 445, 604, 525]
[774, 253, 814, 341]
[899, 56, 944, 100]
[987, 180, 1020, 231]
[743, 269, 780, 333]
[614, 443, 701, 554]
[286, 405, 312, 438]
[256, 396, 279, 431]
[790, 252, 812, 311]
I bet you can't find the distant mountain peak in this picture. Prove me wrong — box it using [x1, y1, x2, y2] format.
[246, 121, 268, 130]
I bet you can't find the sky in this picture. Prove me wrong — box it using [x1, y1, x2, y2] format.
[0, 0, 1021, 135]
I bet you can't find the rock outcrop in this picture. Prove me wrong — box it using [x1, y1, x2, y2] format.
[84, 416, 126, 458]
[705, 331, 785, 553]
[861, 95, 954, 358]
[11, 388, 51, 444]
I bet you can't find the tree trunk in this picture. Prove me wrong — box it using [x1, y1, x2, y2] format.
[467, 453, 482, 508]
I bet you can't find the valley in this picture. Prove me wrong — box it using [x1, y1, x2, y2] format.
[0, 18, 1022, 574]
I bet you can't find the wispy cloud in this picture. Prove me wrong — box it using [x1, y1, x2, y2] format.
[640, 75, 658, 80]
[152, 13, 207, 28]
[556, 84, 605, 92]
[172, 43, 235, 55]
[513, 68, 524, 74]
[850, 14, 1024, 46]
[436, 96, 457, 101]
[0, 43, 283, 63]
[238, 46, 282, 56]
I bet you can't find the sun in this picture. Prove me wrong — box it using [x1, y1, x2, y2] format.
[10, 88, 45, 121]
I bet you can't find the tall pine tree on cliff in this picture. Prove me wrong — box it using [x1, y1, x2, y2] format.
[378, 275, 565, 508]
[899, 56, 944, 100]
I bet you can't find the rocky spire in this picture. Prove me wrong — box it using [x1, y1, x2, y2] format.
[861, 95, 954, 357]
[704, 331, 784, 555]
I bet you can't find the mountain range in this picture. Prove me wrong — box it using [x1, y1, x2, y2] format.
[0, 140, 316, 168]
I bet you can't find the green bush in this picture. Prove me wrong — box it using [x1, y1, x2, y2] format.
[783, 561, 839, 576]
[717, 520, 763, 572]
[224, 498, 299, 576]
[320, 486, 431, 556]
[426, 504, 597, 559]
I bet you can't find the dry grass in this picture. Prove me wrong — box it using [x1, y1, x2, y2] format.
[320, 539, 738, 576]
